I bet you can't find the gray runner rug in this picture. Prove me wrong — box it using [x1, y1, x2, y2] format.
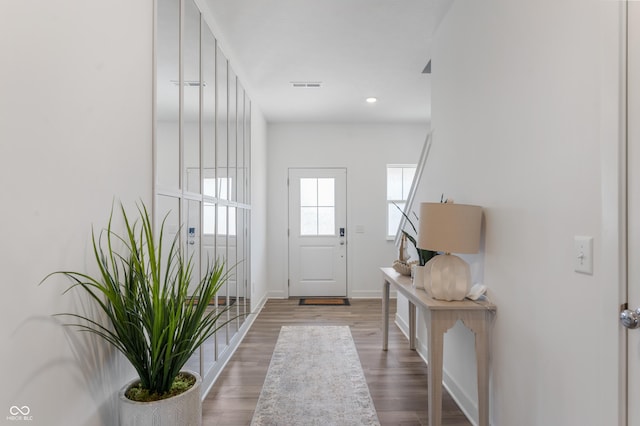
[251, 325, 380, 426]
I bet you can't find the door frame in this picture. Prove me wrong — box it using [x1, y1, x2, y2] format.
[605, 2, 630, 425]
[287, 167, 348, 298]
[618, 2, 640, 424]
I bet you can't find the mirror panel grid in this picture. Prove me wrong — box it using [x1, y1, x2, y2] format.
[236, 82, 246, 205]
[228, 68, 238, 203]
[202, 21, 216, 194]
[154, 0, 252, 383]
[216, 45, 228, 201]
[156, 0, 180, 190]
[183, 0, 200, 194]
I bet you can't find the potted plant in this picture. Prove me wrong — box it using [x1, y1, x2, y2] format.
[42, 202, 234, 426]
[392, 202, 437, 287]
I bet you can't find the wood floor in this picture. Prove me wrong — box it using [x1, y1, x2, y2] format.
[203, 298, 471, 426]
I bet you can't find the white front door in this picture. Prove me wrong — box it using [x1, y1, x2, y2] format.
[627, 2, 640, 424]
[288, 168, 347, 297]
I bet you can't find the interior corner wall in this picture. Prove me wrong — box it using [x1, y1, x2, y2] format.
[250, 106, 269, 309]
[266, 122, 428, 299]
[0, 2, 153, 425]
[412, 1, 623, 425]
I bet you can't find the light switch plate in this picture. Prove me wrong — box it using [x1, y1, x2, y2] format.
[574, 236, 593, 275]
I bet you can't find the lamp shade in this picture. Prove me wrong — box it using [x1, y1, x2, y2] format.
[417, 203, 482, 254]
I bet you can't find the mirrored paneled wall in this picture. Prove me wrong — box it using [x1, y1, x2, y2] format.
[155, 0, 252, 384]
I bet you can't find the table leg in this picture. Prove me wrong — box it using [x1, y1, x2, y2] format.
[426, 312, 445, 426]
[409, 301, 416, 350]
[475, 313, 490, 426]
[382, 279, 390, 351]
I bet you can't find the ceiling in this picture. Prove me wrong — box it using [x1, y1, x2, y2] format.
[203, 0, 435, 123]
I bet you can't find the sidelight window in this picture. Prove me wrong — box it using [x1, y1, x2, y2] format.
[386, 165, 416, 238]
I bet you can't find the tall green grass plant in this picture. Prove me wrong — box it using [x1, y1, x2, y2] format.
[43, 202, 233, 399]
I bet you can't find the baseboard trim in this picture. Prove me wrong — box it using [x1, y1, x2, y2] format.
[267, 290, 287, 299]
[252, 292, 268, 313]
[350, 289, 385, 298]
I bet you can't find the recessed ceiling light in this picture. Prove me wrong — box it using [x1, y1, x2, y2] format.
[366, 97, 377, 103]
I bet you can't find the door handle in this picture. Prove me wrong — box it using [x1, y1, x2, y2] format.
[620, 307, 640, 329]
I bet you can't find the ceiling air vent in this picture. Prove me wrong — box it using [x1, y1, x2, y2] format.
[291, 81, 322, 88]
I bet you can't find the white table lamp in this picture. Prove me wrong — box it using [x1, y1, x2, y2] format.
[417, 202, 482, 301]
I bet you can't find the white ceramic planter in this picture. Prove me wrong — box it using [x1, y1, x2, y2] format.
[119, 371, 202, 426]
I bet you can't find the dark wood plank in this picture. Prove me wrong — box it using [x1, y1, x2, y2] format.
[202, 299, 472, 426]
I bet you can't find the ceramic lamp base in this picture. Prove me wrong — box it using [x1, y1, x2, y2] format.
[424, 254, 470, 301]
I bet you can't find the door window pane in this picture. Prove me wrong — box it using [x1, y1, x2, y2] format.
[300, 178, 335, 236]
[300, 178, 317, 206]
[301, 207, 318, 235]
[318, 207, 335, 235]
[317, 178, 335, 207]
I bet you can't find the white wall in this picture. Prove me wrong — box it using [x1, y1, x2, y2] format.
[266, 123, 428, 298]
[0, 3, 271, 424]
[0, 1, 153, 425]
[405, 1, 623, 425]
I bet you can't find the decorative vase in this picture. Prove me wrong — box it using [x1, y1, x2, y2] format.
[412, 265, 425, 289]
[119, 370, 202, 426]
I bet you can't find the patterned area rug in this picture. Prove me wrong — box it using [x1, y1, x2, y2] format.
[251, 326, 380, 426]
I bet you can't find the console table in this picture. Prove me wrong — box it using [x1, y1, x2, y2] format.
[381, 267, 496, 426]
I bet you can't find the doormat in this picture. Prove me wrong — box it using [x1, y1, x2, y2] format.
[298, 298, 350, 306]
[188, 296, 236, 307]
